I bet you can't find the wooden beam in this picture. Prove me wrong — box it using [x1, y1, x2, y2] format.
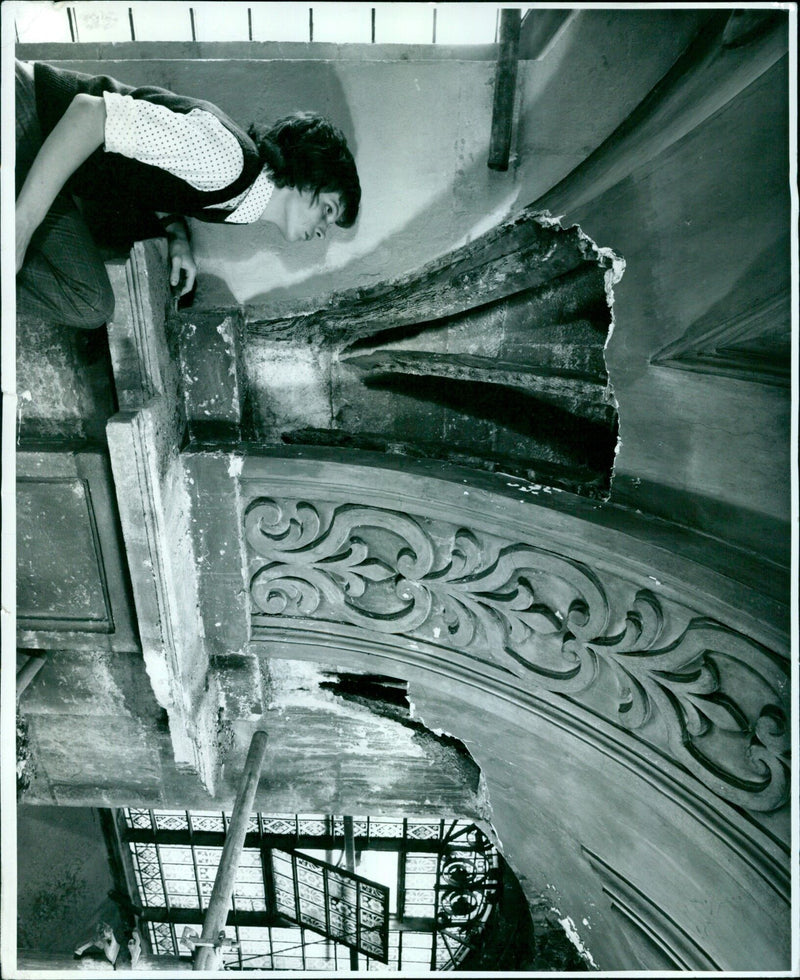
[193, 731, 269, 971]
[488, 8, 522, 171]
[16, 653, 47, 699]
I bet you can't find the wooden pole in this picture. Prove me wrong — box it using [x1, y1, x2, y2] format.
[16, 653, 47, 700]
[488, 8, 522, 171]
[193, 730, 268, 971]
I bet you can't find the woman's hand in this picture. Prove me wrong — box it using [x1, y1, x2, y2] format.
[161, 216, 196, 296]
[167, 234, 197, 296]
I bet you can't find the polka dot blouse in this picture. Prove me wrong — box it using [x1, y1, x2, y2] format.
[103, 92, 273, 223]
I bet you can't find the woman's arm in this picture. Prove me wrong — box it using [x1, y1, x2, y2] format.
[15, 92, 106, 273]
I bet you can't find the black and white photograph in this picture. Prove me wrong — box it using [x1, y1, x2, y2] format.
[1, 1, 796, 975]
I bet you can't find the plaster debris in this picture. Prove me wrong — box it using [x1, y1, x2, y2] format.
[557, 914, 599, 970]
[216, 319, 235, 346]
[535, 212, 567, 228]
[505, 481, 544, 494]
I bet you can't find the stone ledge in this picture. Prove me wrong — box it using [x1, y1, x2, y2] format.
[104, 241, 220, 793]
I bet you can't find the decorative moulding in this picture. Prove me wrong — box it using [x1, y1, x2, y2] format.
[581, 844, 721, 971]
[105, 242, 217, 791]
[650, 290, 790, 387]
[239, 458, 789, 823]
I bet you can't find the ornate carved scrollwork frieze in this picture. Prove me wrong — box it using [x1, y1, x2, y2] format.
[245, 497, 789, 814]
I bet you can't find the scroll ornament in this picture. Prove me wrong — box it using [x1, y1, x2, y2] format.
[246, 498, 789, 813]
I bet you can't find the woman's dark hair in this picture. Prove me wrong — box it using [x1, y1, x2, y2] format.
[248, 111, 361, 228]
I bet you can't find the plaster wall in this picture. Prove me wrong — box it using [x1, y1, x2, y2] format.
[407, 683, 789, 973]
[19, 649, 484, 821]
[17, 806, 123, 956]
[20, 9, 704, 311]
[523, 14, 792, 548]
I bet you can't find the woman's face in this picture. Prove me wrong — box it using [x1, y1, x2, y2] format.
[282, 187, 343, 243]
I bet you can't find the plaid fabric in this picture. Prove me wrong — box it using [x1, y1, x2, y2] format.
[15, 60, 114, 329]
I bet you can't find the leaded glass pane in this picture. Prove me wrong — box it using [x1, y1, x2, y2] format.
[274, 883, 297, 917]
[166, 878, 197, 896]
[271, 927, 306, 970]
[404, 888, 435, 906]
[298, 818, 327, 836]
[232, 896, 267, 912]
[303, 906, 327, 931]
[406, 872, 437, 889]
[270, 848, 390, 963]
[435, 930, 467, 969]
[260, 816, 296, 834]
[407, 822, 441, 840]
[233, 879, 266, 899]
[239, 848, 262, 867]
[233, 863, 263, 882]
[141, 880, 166, 905]
[368, 820, 403, 838]
[406, 854, 438, 874]
[367, 956, 396, 972]
[272, 851, 292, 872]
[304, 951, 339, 970]
[236, 926, 272, 942]
[233, 951, 272, 969]
[148, 921, 177, 957]
[190, 811, 225, 832]
[361, 928, 384, 956]
[195, 863, 216, 881]
[158, 845, 193, 865]
[125, 808, 152, 830]
[360, 906, 384, 929]
[168, 894, 200, 910]
[154, 810, 188, 831]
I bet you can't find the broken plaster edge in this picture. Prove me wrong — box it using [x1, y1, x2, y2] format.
[409, 690, 601, 972]
[407, 697, 498, 836]
[535, 210, 626, 501]
[558, 912, 601, 970]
